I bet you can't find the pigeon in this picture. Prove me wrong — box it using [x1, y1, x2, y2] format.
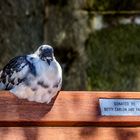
[0, 45, 62, 104]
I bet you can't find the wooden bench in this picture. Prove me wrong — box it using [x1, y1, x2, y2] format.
[0, 91, 140, 140]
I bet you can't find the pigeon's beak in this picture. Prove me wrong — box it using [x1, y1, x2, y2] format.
[47, 59, 52, 65]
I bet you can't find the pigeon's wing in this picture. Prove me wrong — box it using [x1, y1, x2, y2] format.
[0, 55, 30, 90]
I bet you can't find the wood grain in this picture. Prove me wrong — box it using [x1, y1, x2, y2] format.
[0, 127, 139, 140]
[0, 91, 140, 126]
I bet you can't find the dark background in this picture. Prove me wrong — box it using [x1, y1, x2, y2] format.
[0, 0, 140, 91]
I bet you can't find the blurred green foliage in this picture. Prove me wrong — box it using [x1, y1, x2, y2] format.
[86, 24, 140, 91]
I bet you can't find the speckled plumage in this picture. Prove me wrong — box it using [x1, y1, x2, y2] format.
[0, 45, 62, 103]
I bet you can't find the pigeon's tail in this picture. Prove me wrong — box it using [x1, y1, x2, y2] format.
[0, 70, 6, 90]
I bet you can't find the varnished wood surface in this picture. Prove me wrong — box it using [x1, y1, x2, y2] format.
[0, 91, 140, 126]
[0, 127, 139, 140]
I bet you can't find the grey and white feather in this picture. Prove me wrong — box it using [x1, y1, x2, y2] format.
[0, 45, 62, 103]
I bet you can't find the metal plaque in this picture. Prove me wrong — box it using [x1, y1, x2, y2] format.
[99, 98, 140, 116]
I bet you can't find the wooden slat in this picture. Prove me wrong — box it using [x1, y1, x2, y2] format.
[0, 91, 140, 126]
[0, 127, 139, 140]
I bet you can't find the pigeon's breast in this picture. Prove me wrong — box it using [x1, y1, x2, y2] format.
[35, 59, 58, 75]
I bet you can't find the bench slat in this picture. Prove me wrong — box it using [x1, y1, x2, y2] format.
[0, 91, 140, 126]
[0, 127, 139, 140]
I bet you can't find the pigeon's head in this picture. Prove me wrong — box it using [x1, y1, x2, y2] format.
[35, 45, 54, 65]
